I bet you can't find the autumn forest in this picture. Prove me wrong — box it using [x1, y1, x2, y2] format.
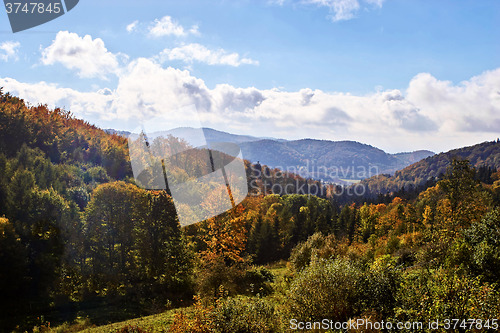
[1, 90, 500, 332]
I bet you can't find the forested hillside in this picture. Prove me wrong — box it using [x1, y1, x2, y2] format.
[360, 140, 500, 196]
[1, 90, 500, 332]
[0, 91, 131, 179]
[240, 139, 433, 182]
[0, 91, 194, 330]
[0, 91, 325, 331]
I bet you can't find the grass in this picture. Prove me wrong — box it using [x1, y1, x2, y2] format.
[43, 262, 292, 333]
[80, 308, 181, 333]
[42, 307, 184, 333]
[264, 260, 291, 307]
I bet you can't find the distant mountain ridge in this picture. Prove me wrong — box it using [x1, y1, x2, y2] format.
[105, 127, 282, 145]
[388, 151, 439, 174]
[150, 127, 269, 146]
[239, 138, 433, 182]
[107, 127, 434, 183]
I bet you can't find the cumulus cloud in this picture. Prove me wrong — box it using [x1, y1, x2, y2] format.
[126, 20, 139, 33]
[157, 43, 258, 67]
[112, 58, 213, 120]
[148, 16, 199, 37]
[300, 88, 315, 106]
[0, 77, 114, 119]
[2, 58, 499, 153]
[407, 69, 500, 133]
[41, 31, 122, 79]
[0, 41, 20, 62]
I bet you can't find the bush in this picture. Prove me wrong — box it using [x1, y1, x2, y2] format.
[393, 268, 500, 324]
[362, 255, 401, 318]
[169, 296, 281, 333]
[285, 256, 402, 323]
[196, 256, 246, 301]
[240, 267, 274, 296]
[169, 298, 216, 333]
[285, 258, 365, 322]
[289, 232, 337, 271]
[212, 297, 281, 333]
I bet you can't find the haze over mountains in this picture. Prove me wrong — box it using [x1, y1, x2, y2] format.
[108, 127, 434, 183]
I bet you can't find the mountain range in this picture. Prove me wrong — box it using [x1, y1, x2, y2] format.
[107, 127, 434, 183]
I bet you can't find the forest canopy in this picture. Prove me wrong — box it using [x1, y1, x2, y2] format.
[1, 90, 500, 332]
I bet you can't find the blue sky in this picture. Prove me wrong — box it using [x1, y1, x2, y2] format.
[1, 0, 499, 153]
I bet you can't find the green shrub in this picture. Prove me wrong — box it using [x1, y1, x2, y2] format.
[241, 267, 274, 296]
[362, 255, 401, 317]
[285, 256, 402, 323]
[285, 258, 365, 322]
[393, 268, 500, 325]
[212, 297, 281, 333]
[289, 232, 336, 271]
[464, 208, 500, 282]
[196, 256, 246, 301]
[169, 296, 281, 333]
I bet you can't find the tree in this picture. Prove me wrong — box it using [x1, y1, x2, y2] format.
[464, 208, 500, 282]
[359, 203, 376, 242]
[438, 159, 491, 229]
[197, 207, 248, 300]
[336, 204, 358, 242]
[83, 181, 147, 295]
[0, 217, 29, 306]
[133, 191, 194, 302]
[0, 153, 10, 215]
[22, 188, 72, 298]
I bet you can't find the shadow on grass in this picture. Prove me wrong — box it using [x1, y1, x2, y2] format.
[1, 297, 172, 332]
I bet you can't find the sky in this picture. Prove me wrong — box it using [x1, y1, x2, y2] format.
[0, 0, 499, 153]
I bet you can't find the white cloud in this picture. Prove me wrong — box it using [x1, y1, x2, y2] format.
[0, 41, 20, 62]
[148, 16, 199, 37]
[2, 59, 499, 153]
[112, 58, 213, 120]
[126, 20, 139, 33]
[406, 69, 500, 133]
[304, 0, 360, 21]
[0, 77, 114, 119]
[303, 0, 385, 21]
[41, 31, 121, 79]
[157, 43, 259, 67]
